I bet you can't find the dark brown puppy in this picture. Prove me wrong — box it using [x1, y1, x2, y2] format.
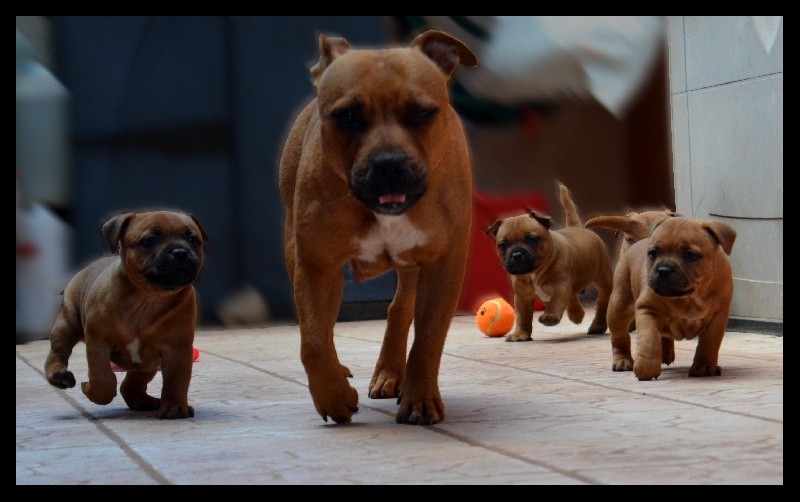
[607, 217, 736, 380]
[45, 210, 210, 419]
[279, 30, 478, 425]
[484, 184, 613, 342]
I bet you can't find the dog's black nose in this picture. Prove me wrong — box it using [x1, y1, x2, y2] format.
[510, 250, 525, 262]
[655, 265, 674, 278]
[171, 247, 190, 260]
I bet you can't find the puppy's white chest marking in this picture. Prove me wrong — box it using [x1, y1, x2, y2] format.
[529, 273, 551, 302]
[126, 338, 143, 364]
[356, 215, 428, 266]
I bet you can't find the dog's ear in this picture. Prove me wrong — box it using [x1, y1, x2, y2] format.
[411, 29, 478, 77]
[484, 220, 502, 239]
[529, 210, 552, 229]
[702, 220, 737, 256]
[102, 213, 135, 254]
[310, 34, 351, 86]
[187, 213, 212, 244]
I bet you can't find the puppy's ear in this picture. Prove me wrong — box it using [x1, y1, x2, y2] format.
[411, 29, 478, 76]
[702, 221, 737, 256]
[187, 213, 212, 243]
[102, 213, 135, 254]
[310, 34, 351, 86]
[529, 210, 552, 229]
[484, 220, 502, 239]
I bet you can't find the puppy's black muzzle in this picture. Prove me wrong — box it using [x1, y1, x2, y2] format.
[350, 151, 428, 216]
[504, 246, 539, 275]
[148, 245, 201, 291]
[648, 261, 692, 297]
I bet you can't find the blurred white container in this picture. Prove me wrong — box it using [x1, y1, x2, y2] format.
[16, 201, 72, 343]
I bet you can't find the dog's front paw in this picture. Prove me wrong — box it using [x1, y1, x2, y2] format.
[633, 359, 662, 381]
[81, 380, 117, 405]
[396, 388, 444, 425]
[612, 357, 634, 372]
[505, 329, 533, 342]
[309, 376, 359, 424]
[688, 363, 721, 377]
[538, 314, 561, 326]
[156, 403, 194, 419]
[369, 370, 403, 399]
[47, 368, 76, 389]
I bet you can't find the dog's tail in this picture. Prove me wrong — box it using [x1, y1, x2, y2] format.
[558, 183, 582, 227]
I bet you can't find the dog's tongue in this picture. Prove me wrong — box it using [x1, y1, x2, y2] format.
[379, 194, 406, 204]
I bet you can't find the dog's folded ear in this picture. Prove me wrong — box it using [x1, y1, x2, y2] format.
[310, 34, 351, 86]
[102, 213, 135, 254]
[411, 29, 478, 76]
[484, 219, 502, 238]
[528, 210, 552, 229]
[702, 220, 737, 256]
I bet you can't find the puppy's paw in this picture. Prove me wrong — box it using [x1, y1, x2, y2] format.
[505, 330, 532, 342]
[633, 360, 662, 381]
[47, 368, 76, 389]
[612, 357, 634, 372]
[587, 318, 608, 335]
[688, 363, 721, 377]
[81, 380, 117, 405]
[156, 403, 194, 419]
[538, 314, 561, 326]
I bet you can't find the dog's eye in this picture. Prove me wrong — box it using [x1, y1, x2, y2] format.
[330, 107, 365, 132]
[525, 236, 540, 247]
[497, 241, 509, 252]
[405, 106, 439, 128]
[141, 236, 158, 248]
[684, 251, 701, 263]
[189, 235, 202, 247]
[625, 238, 636, 246]
[647, 249, 658, 261]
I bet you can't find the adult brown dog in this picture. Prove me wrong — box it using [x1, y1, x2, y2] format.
[44, 210, 210, 419]
[279, 30, 478, 425]
[484, 184, 613, 342]
[608, 217, 736, 380]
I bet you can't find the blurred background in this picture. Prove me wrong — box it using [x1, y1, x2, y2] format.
[17, 16, 780, 342]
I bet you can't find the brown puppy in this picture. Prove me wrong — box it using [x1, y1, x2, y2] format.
[44, 210, 211, 419]
[608, 217, 736, 380]
[484, 184, 613, 342]
[585, 208, 680, 256]
[279, 30, 477, 425]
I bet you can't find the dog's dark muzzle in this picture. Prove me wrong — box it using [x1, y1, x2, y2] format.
[504, 246, 539, 275]
[147, 246, 201, 291]
[350, 151, 428, 215]
[648, 262, 693, 297]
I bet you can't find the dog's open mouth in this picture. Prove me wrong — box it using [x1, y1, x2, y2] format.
[350, 153, 428, 216]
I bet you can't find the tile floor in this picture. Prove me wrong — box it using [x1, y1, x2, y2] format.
[16, 307, 783, 485]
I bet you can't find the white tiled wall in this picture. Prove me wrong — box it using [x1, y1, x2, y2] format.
[667, 16, 783, 322]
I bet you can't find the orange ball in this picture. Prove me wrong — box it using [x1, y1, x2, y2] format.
[476, 297, 515, 337]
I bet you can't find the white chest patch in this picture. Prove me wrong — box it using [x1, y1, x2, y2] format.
[356, 215, 428, 266]
[126, 338, 143, 364]
[530, 273, 551, 302]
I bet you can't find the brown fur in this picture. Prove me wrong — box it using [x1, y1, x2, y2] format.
[44, 210, 211, 419]
[484, 184, 613, 342]
[279, 30, 477, 425]
[585, 208, 680, 256]
[607, 217, 736, 380]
